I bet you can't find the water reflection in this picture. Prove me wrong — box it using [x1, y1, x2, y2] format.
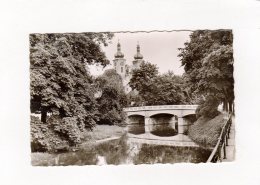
[31, 135, 211, 166]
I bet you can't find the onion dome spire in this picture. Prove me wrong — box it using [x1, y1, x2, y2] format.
[114, 40, 124, 58]
[134, 42, 143, 60]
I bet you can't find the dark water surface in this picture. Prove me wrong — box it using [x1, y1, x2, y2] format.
[31, 135, 211, 166]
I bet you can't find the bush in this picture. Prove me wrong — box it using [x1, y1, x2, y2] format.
[31, 116, 69, 152]
[31, 115, 87, 153]
[188, 113, 226, 148]
[50, 116, 82, 145]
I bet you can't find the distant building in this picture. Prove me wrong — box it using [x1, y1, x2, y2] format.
[113, 42, 145, 93]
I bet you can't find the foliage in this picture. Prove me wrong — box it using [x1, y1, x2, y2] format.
[31, 116, 70, 152]
[188, 113, 227, 148]
[95, 69, 127, 125]
[30, 32, 113, 127]
[129, 61, 159, 95]
[178, 30, 234, 118]
[31, 115, 126, 153]
[49, 116, 83, 145]
[196, 95, 220, 118]
[126, 91, 143, 107]
[129, 62, 187, 105]
[30, 33, 114, 152]
[151, 73, 186, 105]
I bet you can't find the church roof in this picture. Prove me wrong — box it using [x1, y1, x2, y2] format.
[114, 42, 124, 58]
[134, 43, 143, 59]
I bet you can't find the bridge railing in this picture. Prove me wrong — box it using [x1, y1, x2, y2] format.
[123, 105, 198, 112]
[206, 113, 232, 163]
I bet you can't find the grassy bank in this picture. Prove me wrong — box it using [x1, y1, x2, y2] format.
[31, 125, 126, 166]
[31, 114, 126, 153]
[83, 125, 126, 141]
[188, 113, 227, 149]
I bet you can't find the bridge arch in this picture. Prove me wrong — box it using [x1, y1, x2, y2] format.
[148, 110, 182, 117]
[149, 113, 178, 137]
[127, 115, 145, 135]
[150, 112, 177, 117]
[178, 114, 197, 135]
[127, 111, 146, 117]
[182, 110, 197, 117]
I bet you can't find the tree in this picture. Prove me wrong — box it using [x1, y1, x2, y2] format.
[129, 61, 159, 92]
[95, 69, 127, 125]
[129, 62, 186, 105]
[151, 73, 186, 105]
[129, 61, 159, 105]
[197, 45, 234, 112]
[178, 30, 234, 118]
[30, 32, 113, 128]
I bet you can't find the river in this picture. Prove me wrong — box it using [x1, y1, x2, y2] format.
[31, 135, 211, 166]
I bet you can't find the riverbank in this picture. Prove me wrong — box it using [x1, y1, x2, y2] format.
[188, 113, 227, 149]
[31, 134, 127, 166]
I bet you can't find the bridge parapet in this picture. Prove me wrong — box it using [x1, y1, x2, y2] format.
[123, 105, 198, 112]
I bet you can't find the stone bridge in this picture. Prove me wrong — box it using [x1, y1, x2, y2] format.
[123, 105, 198, 145]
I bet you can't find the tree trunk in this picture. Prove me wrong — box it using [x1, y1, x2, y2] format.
[41, 110, 47, 123]
[228, 101, 233, 113]
[223, 101, 228, 112]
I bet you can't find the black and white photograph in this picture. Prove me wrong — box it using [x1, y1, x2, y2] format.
[1, 0, 260, 185]
[30, 30, 235, 166]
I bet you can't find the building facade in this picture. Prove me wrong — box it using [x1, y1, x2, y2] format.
[113, 42, 145, 93]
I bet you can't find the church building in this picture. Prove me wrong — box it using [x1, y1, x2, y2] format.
[113, 42, 145, 93]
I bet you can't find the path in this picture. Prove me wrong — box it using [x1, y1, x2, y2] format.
[95, 136, 121, 143]
[79, 136, 121, 149]
[223, 116, 235, 162]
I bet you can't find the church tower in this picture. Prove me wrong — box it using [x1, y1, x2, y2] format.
[132, 43, 144, 70]
[113, 41, 145, 94]
[113, 41, 126, 79]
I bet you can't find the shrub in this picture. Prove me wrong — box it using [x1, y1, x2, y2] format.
[31, 115, 87, 153]
[51, 116, 82, 145]
[188, 113, 226, 148]
[30, 116, 69, 152]
[31, 116, 49, 152]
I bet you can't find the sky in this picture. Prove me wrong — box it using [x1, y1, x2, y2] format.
[88, 31, 191, 76]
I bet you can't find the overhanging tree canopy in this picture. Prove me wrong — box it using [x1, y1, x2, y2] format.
[30, 32, 113, 128]
[178, 30, 234, 118]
